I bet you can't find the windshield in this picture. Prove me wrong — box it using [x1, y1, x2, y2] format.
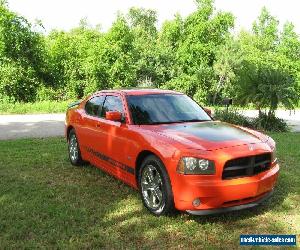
[127, 94, 212, 125]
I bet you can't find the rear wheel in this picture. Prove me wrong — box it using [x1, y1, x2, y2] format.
[68, 129, 84, 166]
[138, 155, 175, 216]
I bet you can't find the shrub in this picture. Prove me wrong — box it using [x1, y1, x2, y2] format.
[254, 112, 289, 132]
[36, 86, 68, 101]
[213, 108, 289, 132]
[65, 79, 86, 99]
[214, 108, 254, 128]
[36, 86, 57, 101]
[0, 60, 39, 102]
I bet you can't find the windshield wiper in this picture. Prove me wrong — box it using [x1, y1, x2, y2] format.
[147, 121, 179, 125]
[178, 119, 211, 123]
[141, 119, 211, 125]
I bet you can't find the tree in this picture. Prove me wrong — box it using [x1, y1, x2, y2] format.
[169, 0, 234, 101]
[252, 7, 279, 51]
[159, 14, 183, 50]
[235, 7, 300, 115]
[127, 7, 159, 85]
[277, 22, 300, 100]
[0, 3, 46, 101]
[0, 59, 39, 102]
[46, 25, 103, 99]
[101, 15, 136, 88]
[127, 7, 157, 37]
[0, 1, 299, 110]
[236, 59, 299, 113]
[212, 37, 242, 104]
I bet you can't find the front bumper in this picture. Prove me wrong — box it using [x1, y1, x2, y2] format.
[171, 163, 279, 212]
[186, 189, 273, 215]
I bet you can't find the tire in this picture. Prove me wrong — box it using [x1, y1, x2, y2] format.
[138, 155, 175, 216]
[68, 129, 85, 166]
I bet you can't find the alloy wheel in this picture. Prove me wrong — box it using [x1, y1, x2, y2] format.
[141, 164, 164, 212]
[69, 134, 79, 162]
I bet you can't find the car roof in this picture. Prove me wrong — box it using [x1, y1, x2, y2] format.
[95, 88, 182, 96]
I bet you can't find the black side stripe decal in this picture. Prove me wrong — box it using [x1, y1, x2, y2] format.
[85, 146, 135, 175]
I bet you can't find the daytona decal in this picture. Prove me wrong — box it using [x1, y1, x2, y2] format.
[85, 146, 135, 175]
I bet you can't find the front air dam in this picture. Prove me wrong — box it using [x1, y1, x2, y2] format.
[186, 189, 274, 215]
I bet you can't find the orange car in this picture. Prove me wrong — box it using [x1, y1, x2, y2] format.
[65, 89, 279, 215]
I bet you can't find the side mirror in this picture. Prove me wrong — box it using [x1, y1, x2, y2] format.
[105, 111, 122, 122]
[203, 108, 212, 116]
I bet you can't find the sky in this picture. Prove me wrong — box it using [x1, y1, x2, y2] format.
[7, 0, 300, 34]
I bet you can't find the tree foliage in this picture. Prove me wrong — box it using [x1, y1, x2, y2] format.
[0, 2, 45, 101]
[0, 1, 299, 114]
[234, 8, 300, 114]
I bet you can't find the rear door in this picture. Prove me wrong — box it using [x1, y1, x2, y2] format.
[77, 95, 105, 159]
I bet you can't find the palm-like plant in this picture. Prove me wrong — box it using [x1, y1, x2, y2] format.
[236, 61, 299, 117]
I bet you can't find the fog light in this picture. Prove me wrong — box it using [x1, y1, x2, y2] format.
[192, 198, 201, 207]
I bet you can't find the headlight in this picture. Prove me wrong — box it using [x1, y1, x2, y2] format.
[177, 157, 215, 175]
[268, 140, 277, 162]
[271, 147, 277, 163]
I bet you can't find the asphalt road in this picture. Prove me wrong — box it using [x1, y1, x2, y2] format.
[0, 110, 299, 140]
[0, 114, 65, 140]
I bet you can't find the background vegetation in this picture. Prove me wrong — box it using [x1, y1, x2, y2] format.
[0, 0, 299, 118]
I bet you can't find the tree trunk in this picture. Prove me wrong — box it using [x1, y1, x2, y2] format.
[213, 75, 225, 105]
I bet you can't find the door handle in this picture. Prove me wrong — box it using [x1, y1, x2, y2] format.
[96, 123, 101, 128]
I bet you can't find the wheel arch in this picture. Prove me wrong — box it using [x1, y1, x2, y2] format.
[66, 125, 75, 140]
[135, 148, 173, 183]
[135, 150, 158, 185]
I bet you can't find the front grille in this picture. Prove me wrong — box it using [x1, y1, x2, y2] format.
[222, 153, 271, 180]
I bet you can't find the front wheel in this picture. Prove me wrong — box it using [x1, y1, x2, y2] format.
[138, 155, 175, 216]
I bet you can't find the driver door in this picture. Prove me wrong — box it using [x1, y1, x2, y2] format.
[90, 94, 136, 184]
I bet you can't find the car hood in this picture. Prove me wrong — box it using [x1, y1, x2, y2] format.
[142, 121, 269, 151]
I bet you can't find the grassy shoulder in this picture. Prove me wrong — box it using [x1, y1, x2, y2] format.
[0, 100, 73, 114]
[0, 100, 299, 115]
[0, 133, 299, 248]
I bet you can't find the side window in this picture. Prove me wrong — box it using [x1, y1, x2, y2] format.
[85, 96, 105, 117]
[102, 95, 124, 118]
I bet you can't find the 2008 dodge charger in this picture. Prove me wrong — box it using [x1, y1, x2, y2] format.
[65, 89, 279, 216]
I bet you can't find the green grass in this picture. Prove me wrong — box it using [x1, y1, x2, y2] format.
[0, 100, 73, 114]
[0, 100, 299, 115]
[0, 133, 299, 249]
